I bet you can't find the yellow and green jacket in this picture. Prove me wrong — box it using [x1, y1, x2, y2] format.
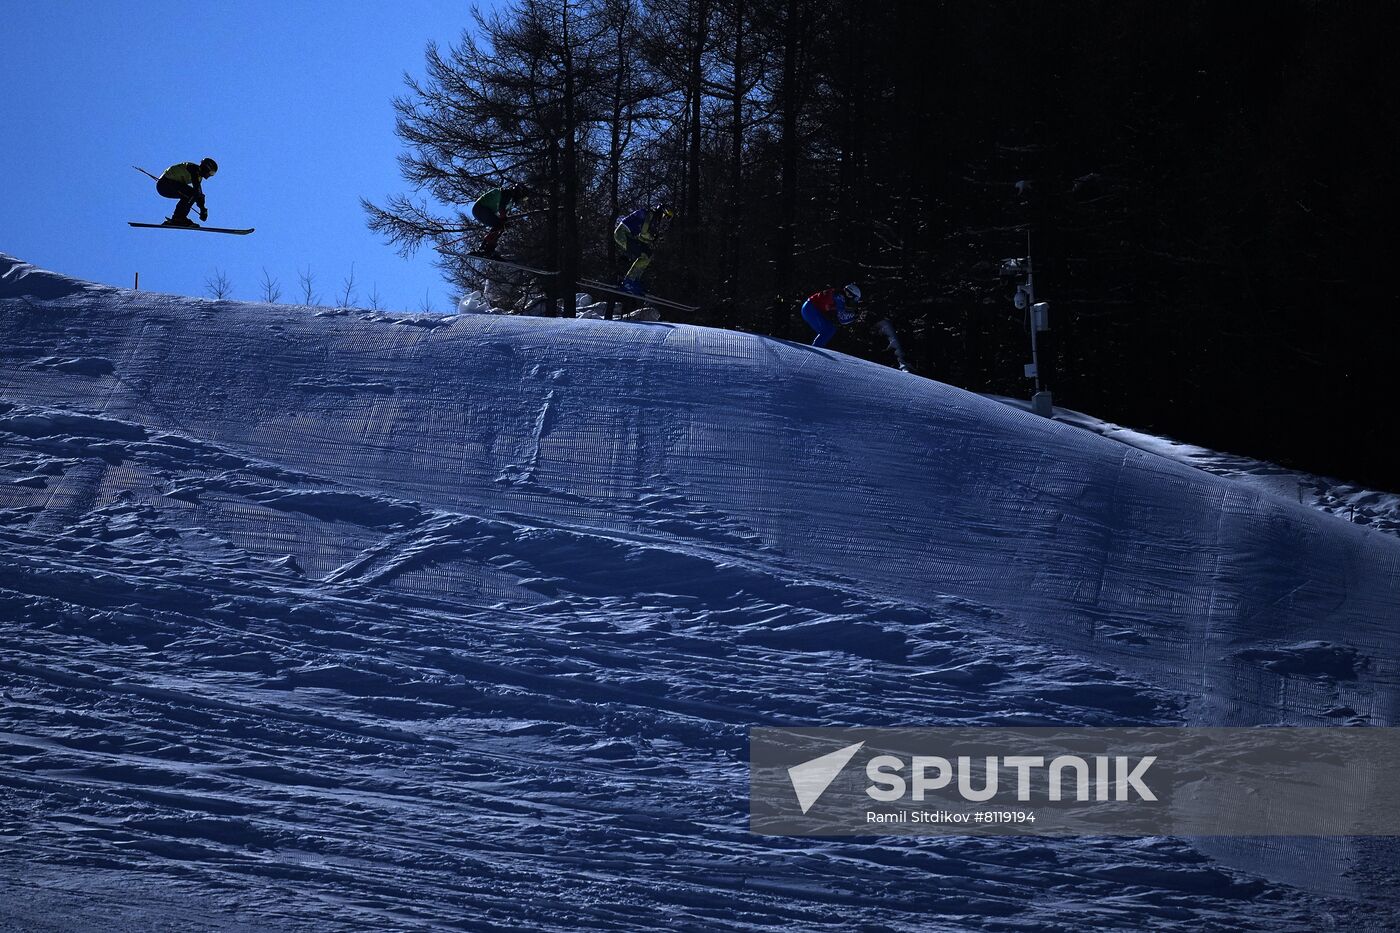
[159, 163, 207, 205]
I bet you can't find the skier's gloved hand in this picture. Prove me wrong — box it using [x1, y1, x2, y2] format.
[199, 205, 209, 222]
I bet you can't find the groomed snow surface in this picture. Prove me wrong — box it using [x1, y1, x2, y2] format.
[2, 253, 1398, 931]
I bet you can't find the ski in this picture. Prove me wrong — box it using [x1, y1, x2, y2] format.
[578, 279, 699, 313]
[467, 253, 559, 276]
[129, 222, 254, 235]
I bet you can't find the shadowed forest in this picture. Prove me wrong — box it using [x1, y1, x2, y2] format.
[366, 0, 1393, 489]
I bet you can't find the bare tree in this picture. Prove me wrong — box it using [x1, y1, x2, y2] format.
[259, 267, 282, 304]
[204, 268, 234, 300]
[418, 288, 434, 314]
[337, 263, 358, 308]
[298, 265, 318, 306]
[368, 283, 384, 310]
[717, 0, 754, 316]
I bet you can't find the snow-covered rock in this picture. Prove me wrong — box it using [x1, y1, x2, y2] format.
[456, 290, 491, 315]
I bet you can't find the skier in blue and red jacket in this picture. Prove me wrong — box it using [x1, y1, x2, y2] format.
[801, 283, 863, 347]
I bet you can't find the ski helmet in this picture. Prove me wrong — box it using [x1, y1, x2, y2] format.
[200, 157, 219, 177]
[843, 283, 862, 303]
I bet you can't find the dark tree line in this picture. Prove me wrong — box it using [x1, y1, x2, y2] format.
[367, 0, 1396, 489]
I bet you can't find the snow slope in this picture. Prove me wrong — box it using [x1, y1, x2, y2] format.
[2, 253, 1398, 930]
[1027, 402, 1400, 539]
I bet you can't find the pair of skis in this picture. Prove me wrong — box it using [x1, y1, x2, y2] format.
[576, 278, 698, 314]
[469, 253, 698, 313]
[128, 221, 254, 235]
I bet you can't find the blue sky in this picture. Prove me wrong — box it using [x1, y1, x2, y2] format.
[0, 1, 482, 310]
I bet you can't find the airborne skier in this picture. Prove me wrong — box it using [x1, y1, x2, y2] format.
[613, 203, 672, 295]
[154, 158, 218, 227]
[129, 160, 248, 234]
[470, 183, 532, 258]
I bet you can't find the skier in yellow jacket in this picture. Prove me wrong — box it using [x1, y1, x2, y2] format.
[156, 158, 218, 227]
[613, 203, 672, 295]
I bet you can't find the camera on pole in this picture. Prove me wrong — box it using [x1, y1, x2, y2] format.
[1000, 242, 1053, 417]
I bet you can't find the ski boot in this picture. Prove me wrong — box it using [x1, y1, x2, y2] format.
[620, 277, 646, 296]
[164, 216, 199, 228]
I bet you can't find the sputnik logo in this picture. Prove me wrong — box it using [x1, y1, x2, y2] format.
[788, 741, 864, 813]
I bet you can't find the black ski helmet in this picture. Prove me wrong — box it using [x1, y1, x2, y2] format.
[200, 157, 219, 177]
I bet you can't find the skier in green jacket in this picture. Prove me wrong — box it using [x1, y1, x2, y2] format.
[470, 184, 532, 258]
[156, 158, 218, 227]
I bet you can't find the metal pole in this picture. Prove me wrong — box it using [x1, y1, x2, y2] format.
[1026, 231, 1040, 393]
[134, 272, 139, 291]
